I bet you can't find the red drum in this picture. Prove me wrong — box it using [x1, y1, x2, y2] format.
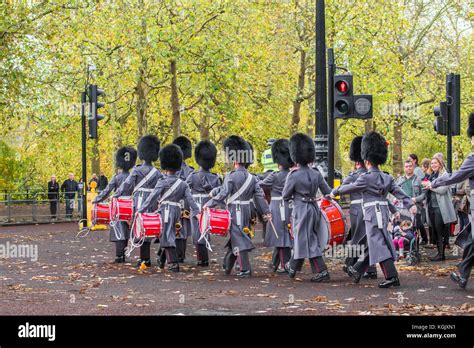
[110, 196, 133, 222]
[318, 198, 346, 245]
[134, 212, 162, 239]
[200, 208, 231, 237]
[92, 203, 110, 225]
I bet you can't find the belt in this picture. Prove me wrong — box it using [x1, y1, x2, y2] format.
[351, 199, 363, 204]
[271, 196, 283, 201]
[192, 193, 209, 198]
[137, 188, 154, 193]
[229, 200, 251, 205]
[363, 201, 389, 208]
[160, 201, 182, 207]
[295, 197, 317, 203]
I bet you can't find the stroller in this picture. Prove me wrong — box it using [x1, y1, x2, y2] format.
[391, 214, 421, 266]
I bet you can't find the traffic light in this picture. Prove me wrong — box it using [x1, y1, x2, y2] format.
[433, 101, 447, 135]
[333, 74, 353, 119]
[353, 94, 373, 119]
[88, 84, 105, 139]
[446, 73, 461, 136]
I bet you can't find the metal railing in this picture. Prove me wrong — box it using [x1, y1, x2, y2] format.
[0, 191, 85, 225]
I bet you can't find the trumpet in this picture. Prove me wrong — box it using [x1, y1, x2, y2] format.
[175, 222, 182, 230]
[243, 227, 255, 238]
[181, 209, 191, 219]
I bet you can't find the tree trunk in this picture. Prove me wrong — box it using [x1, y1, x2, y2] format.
[136, 76, 148, 138]
[170, 59, 180, 138]
[291, 49, 306, 135]
[393, 116, 403, 175]
[200, 107, 210, 140]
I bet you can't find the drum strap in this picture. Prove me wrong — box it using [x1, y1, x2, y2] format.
[227, 173, 253, 205]
[159, 179, 183, 223]
[133, 167, 158, 194]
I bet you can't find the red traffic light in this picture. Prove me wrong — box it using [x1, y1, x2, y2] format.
[335, 80, 349, 94]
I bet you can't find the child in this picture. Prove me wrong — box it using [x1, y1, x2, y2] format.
[392, 220, 415, 259]
[186, 140, 221, 267]
[282, 133, 332, 282]
[138, 144, 200, 273]
[114, 135, 162, 267]
[204, 135, 271, 278]
[93, 146, 137, 263]
[172, 136, 195, 263]
[259, 139, 294, 273]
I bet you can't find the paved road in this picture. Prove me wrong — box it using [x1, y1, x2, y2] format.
[0, 222, 472, 315]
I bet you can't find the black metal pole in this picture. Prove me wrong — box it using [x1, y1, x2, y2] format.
[446, 73, 453, 173]
[81, 91, 87, 220]
[327, 48, 335, 187]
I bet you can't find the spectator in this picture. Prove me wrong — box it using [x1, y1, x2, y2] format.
[421, 156, 457, 261]
[98, 172, 108, 191]
[396, 160, 428, 244]
[408, 154, 424, 181]
[453, 179, 470, 233]
[420, 158, 434, 246]
[61, 173, 78, 219]
[392, 220, 415, 260]
[89, 173, 98, 190]
[77, 178, 85, 215]
[47, 175, 59, 220]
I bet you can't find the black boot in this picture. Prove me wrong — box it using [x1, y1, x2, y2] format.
[158, 251, 166, 269]
[342, 264, 349, 274]
[168, 262, 179, 273]
[114, 255, 125, 263]
[429, 243, 445, 261]
[378, 276, 400, 288]
[197, 260, 209, 267]
[311, 270, 330, 282]
[362, 271, 377, 279]
[450, 272, 467, 289]
[222, 264, 232, 275]
[347, 266, 362, 283]
[285, 262, 297, 279]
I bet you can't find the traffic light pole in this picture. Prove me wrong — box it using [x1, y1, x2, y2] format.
[81, 91, 87, 220]
[446, 73, 453, 173]
[327, 48, 335, 187]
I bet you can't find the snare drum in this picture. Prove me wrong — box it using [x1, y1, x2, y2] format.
[200, 208, 231, 237]
[134, 212, 162, 239]
[92, 203, 110, 225]
[110, 196, 133, 222]
[318, 198, 345, 245]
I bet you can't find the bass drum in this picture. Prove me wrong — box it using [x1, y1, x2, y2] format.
[110, 196, 133, 222]
[92, 203, 110, 225]
[318, 198, 346, 246]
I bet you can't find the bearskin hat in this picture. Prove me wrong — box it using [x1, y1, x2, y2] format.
[138, 135, 160, 163]
[195, 140, 217, 170]
[349, 136, 364, 163]
[272, 139, 293, 169]
[361, 131, 388, 166]
[159, 144, 183, 171]
[289, 133, 315, 165]
[467, 112, 474, 138]
[223, 135, 251, 164]
[115, 146, 137, 171]
[244, 141, 254, 168]
[173, 136, 192, 159]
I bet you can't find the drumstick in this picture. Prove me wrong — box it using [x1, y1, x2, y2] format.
[268, 219, 279, 239]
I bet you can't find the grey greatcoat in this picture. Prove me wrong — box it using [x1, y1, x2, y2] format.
[334, 167, 413, 265]
[432, 154, 474, 241]
[260, 169, 293, 248]
[114, 163, 162, 213]
[186, 169, 221, 245]
[204, 167, 270, 253]
[139, 174, 200, 248]
[94, 171, 130, 242]
[342, 167, 367, 245]
[176, 162, 195, 239]
[282, 166, 332, 259]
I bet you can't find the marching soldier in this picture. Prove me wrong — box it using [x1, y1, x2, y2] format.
[282, 133, 332, 282]
[186, 140, 221, 267]
[331, 132, 416, 288]
[114, 135, 162, 267]
[173, 136, 195, 263]
[423, 112, 474, 289]
[259, 139, 294, 273]
[341, 136, 378, 279]
[204, 135, 271, 278]
[138, 144, 200, 272]
[93, 146, 137, 263]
